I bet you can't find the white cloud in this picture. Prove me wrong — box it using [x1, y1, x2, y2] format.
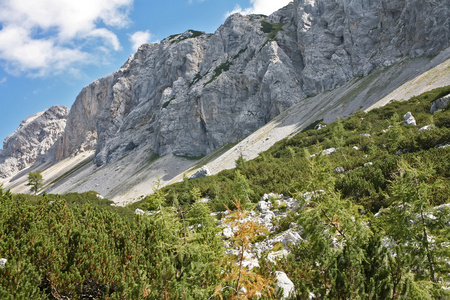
[129, 31, 153, 51]
[0, 0, 133, 76]
[226, 0, 292, 17]
[0, 77, 6, 84]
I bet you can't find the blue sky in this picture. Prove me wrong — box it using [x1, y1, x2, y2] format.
[0, 0, 291, 147]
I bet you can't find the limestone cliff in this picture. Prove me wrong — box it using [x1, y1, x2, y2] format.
[0, 105, 69, 178]
[53, 0, 448, 167]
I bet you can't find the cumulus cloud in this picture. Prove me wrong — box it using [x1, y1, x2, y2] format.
[0, 0, 133, 77]
[129, 31, 153, 51]
[226, 0, 291, 17]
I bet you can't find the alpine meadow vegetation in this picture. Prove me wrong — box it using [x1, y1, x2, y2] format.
[0, 86, 449, 298]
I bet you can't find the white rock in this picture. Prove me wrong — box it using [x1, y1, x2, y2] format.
[222, 227, 234, 239]
[314, 124, 326, 130]
[430, 96, 450, 113]
[135, 208, 146, 215]
[257, 201, 271, 212]
[360, 133, 371, 137]
[352, 146, 360, 150]
[436, 144, 450, 149]
[334, 166, 345, 174]
[418, 125, 434, 132]
[276, 271, 295, 299]
[322, 148, 336, 155]
[403, 112, 416, 126]
[189, 166, 211, 179]
[0, 258, 6, 268]
[364, 162, 373, 167]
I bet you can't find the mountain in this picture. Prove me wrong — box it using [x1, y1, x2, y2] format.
[1, 0, 449, 202]
[0, 105, 69, 179]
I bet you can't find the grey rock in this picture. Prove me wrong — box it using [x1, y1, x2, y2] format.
[403, 112, 416, 126]
[276, 271, 295, 299]
[135, 208, 146, 215]
[0, 105, 69, 178]
[0, 258, 6, 268]
[322, 148, 336, 155]
[436, 144, 450, 149]
[430, 96, 450, 114]
[48, 0, 449, 167]
[314, 123, 327, 130]
[189, 165, 211, 179]
[222, 227, 234, 239]
[334, 166, 345, 174]
[257, 200, 271, 212]
[418, 125, 434, 132]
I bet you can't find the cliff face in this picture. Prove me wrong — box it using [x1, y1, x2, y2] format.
[3, 0, 450, 178]
[0, 105, 69, 178]
[54, 0, 448, 167]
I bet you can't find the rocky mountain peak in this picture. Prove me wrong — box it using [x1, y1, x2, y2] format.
[0, 105, 69, 178]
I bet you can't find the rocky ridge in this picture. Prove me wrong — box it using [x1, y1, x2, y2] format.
[54, 0, 449, 167]
[0, 105, 69, 178]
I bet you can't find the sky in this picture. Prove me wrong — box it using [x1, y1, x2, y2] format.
[0, 0, 291, 148]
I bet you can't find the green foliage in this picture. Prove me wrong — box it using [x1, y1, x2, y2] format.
[204, 61, 232, 86]
[0, 190, 223, 298]
[27, 171, 43, 195]
[168, 30, 205, 43]
[260, 20, 284, 42]
[3, 87, 450, 298]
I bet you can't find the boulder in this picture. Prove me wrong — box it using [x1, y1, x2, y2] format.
[430, 96, 450, 113]
[334, 166, 345, 174]
[418, 125, 434, 132]
[403, 112, 416, 126]
[0, 258, 6, 268]
[276, 271, 295, 299]
[257, 201, 271, 212]
[189, 166, 211, 179]
[314, 123, 327, 130]
[322, 148, 336, 155]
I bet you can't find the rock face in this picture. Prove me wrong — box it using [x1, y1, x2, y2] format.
[0, 106, 69, 178]
[1, 0, 449, 180]
[50, 0, 449, 167]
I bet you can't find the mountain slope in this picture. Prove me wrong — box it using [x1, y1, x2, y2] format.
[1, 0, 449, 202]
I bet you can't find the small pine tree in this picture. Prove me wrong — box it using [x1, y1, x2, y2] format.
[26, 171, 43, 195]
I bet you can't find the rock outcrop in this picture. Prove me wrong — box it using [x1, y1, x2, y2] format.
[0, 105, 69, 178]
[53, 0, 449, 167]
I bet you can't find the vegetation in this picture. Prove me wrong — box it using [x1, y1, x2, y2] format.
[27, 171, 43, 195]
[1, 86, 449, 298]
[260, 20, 284, 44]
[204, 61, 232, 86]
[168, 30, 206, 43]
